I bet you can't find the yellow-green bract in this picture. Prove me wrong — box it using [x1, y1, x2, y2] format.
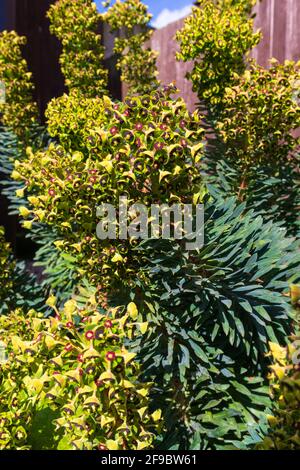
[0, 300, 161, 450]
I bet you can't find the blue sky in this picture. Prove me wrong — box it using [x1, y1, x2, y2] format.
[95, 1, 193, 28]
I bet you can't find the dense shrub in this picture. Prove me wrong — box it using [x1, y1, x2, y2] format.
[0, 0, 299, 452]
[9, 0, 300, 451]
[205, 155, 300, 236]
[0, 299, 161, 450]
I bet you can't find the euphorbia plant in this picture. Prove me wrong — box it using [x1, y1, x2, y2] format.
[0, 29, 48, 180]
[0, 31, 39, 143]
[177, 1, 300, 235]
[216, 60, 300, 171]
[47, 0, 108, 97]
[0, 299, 161, 450]
[15, 86, 205, 291]
[6, 0, 300, 452]
[104, 0, 159, 95]
[205, 60, 300, 234]
[176, 0, 260, 115]
[0, 2, 110, 302]
[0, 28, 79, 303]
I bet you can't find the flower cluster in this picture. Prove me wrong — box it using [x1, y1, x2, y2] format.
[47, 0, 108, 98]
[217, 60, 300, 167]
[257, 345, 300, 448]
[256, 284, 300, 450]
[0, 31, 39, 141]
[176, 0, 260, 112]
[14, 87, 205, 290]
[217, 0, 258, 14]
[104, 0, 159, 95]
[0, 300, 161, 450]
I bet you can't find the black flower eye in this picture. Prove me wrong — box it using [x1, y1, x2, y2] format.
[125, 99, 134, 107]
[86, 185, 95, 194]
[24, 348, 35, 355]
[124, 130, 134, 141]
[134, 161, 144, 172]
[104, 108, 112, 117]
[140, 108, 148, 117]
[85, 365, 95, 375]
[142, 97, 150, 106]
[87, 136, 96, 146]
[63, 407, 75, 416]
[99, 176, 108, 186]
[117, 162, 129, 173]
[95, 328, 104, 339]
[114, 364, 124, 373]
[111, 136, 122, 146]
[73, 180, 81, 189]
